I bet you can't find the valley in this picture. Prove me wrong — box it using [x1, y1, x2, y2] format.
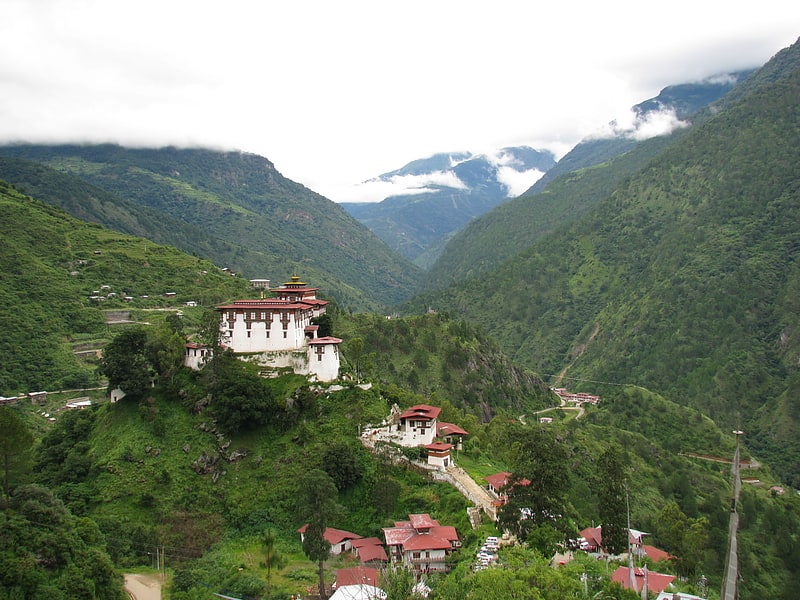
[1, 34, 800, 600]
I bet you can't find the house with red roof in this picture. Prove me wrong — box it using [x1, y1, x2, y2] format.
[424, 442, 454, 469]
[578, 525, 649, 554]
[350, 538, 389, 566]
[611, 566, 675, 595]
[395, 404, 441, 446]
[334, 566, 380, 588]
[437, 422, 468, 449]
[637, 544, 672, 563]
[297, 525, 363, 556]
[485, 472, 531, 505]
[216, 276, 341, 381]
[382, 513, 461, 574]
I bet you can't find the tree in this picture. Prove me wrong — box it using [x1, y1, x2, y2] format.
[497, 427, 572, 553]
[0, 407, 33, 506]
[322, 442, 364, 491]
[345, 337, 364, 380]
[597, 445, 628, 555]
[311, 313, 333, 338]
[99, 328, 152, 401]
[203, 350, 275, 432]
[262, 528, 286, 594]
[297, 469, 342, 600]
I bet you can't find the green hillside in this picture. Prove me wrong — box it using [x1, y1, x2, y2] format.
[408, 40, 800, 486]
[0, 146, 424, 311]
[425, 133, 677, 287]
[0, 180, 252, 393]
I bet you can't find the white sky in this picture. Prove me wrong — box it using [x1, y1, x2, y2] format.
[0, 1, 798, 202]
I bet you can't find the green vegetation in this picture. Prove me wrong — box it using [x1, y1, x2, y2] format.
[1, 35, 800, 600]
[0, 147, 424, 311]
[335, 311, 553, 418]
[412, 41, 800, 487]
[0, 181, 251, 393]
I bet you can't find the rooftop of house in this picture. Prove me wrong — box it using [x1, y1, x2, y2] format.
[486, 471, 531, 490]
[611, 566, 675, 594]
[297, 525, 361, 546]
[437, 422, 469, 436]
[398, 404, 441, 421]
[335, 566, 380, 588]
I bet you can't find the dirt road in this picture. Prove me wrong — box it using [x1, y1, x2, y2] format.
[124, 574, 161, 600]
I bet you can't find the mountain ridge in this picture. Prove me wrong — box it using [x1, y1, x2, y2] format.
[0, 145, 423, 311]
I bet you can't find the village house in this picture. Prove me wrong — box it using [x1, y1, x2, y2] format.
[424, 442, 453, 469]
[297, 525, 363, 556]
[394, 404, 441, 446]
[349, 538, 389, 566]
[611, 566, 676, 596]
[485, 471, 531, 505]
[330, 571, 387, 600]
[382, 513, 460, 574]
[436, 422, 468, 450]
[578, 525, 654, 555]
[184, 342, 211, 370]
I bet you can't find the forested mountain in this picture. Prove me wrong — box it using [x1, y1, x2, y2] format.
[0, 146, 423, 310]
[425, 72, 754, 287]
[341, 147, 555, 267]
[0, 180, 252, 392]
[409, 40, 800, 486]
[522, 70, 754, 197]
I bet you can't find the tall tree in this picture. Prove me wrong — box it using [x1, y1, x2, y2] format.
[497, 427, 572, 553]
[345, 337, 364, 380]
[597, 445, 629, 555]
[98, 328, 152, 401]
[0, 407, 33, 506]
[297, 469, 342, 600]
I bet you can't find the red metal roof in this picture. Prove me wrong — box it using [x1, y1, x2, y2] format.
[611, 566, 675, 594]
[430, 525, 459, 542]
[485, 472, 512, 489]
[298, 525, 361, 546]
[382, 527, 416, 546]
[308, 336, 343, 345]
[424, 442, 453, 453]
[336, 567, 380, 587]
[409, 513, 439, 529]
[437, 422, 469, 436]
[354, 544, 388, 563]
[398, 404, 441, 420]
[402, 534, 452, 551]
[642, 544, 671, 562]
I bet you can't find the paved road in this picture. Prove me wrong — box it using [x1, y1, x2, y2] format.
[124, 574, 162, 600]
[721, 442, 741, 600]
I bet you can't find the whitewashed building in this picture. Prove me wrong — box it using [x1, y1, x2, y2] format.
[216, 276, 341, 381]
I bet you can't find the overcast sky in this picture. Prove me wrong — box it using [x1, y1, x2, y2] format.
[1, 1, 798, 202]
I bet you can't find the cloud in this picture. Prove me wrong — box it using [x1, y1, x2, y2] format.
[337, 171, 468, 203]
[495, 167, 546, 197]
[591, 106, 689, 142]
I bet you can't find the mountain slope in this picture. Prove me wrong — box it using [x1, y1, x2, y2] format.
[0, 180, 252, 393]
[0, 146, 423, 310]
[425, 72, 753, 287]
[408, 39, 800, 485]
[341, 147, 555, 266]
[523, 70, 754, 197]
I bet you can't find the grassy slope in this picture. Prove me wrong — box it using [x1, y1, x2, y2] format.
[0, 181, 252, 393]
